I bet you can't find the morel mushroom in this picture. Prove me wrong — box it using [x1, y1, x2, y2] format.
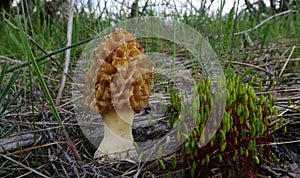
[82, 28, 153, 159]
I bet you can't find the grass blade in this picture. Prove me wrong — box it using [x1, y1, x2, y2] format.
[0, 88, 25, 118]
[0, 70, 21, 101]
[221, 6, 235, 60]
[0, 62, 9, 85]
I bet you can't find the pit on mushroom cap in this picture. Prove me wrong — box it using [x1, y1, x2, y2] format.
[82, 28, 153, 160]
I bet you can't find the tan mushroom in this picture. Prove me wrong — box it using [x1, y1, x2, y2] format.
[82, 28, 153, 159]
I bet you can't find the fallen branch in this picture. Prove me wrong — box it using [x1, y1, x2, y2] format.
[234, 10, 297, 36]
[56, 0, 75, 106]
[0, 133, 37, 153]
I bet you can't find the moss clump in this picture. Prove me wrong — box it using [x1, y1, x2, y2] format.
[169, 73, 279, 177]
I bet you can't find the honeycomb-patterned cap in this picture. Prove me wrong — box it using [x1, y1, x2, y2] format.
[82, 28, 153, 115]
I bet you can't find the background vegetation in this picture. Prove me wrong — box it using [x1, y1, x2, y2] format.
[0, 0, 299, 177]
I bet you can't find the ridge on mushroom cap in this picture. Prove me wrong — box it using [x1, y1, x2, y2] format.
[82, 28, 153, 115]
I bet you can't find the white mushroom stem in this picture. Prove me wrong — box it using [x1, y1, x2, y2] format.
[94, 109, 136, 159]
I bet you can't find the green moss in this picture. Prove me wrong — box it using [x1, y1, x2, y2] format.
[170, 73, 279, 177]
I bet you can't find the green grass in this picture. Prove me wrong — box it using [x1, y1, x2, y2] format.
[0, 0, 299, 177]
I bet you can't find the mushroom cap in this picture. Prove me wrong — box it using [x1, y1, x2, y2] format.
[82, 28, 153, 115]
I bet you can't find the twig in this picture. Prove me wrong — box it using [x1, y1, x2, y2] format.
[0, 154, 50, 178]
[224, 60, 271, 75]
[56, 0, 75, 106]
[56, 95, 82, 109]
[244, 31, 254, 46]
[48, 148, 60, 176]
[277, 108, 290, 117]
[12, 141, 66, 155]
[98, 0, 108, 19]
[278, 46, 296, 78]
[0, 55, 22, 64]
[141, 0, 150, 16]
[234, 10, 297, 36]
[275, 96, 300, 102]
[258, 88, 300, 95]
[267, 139, 300, 146]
